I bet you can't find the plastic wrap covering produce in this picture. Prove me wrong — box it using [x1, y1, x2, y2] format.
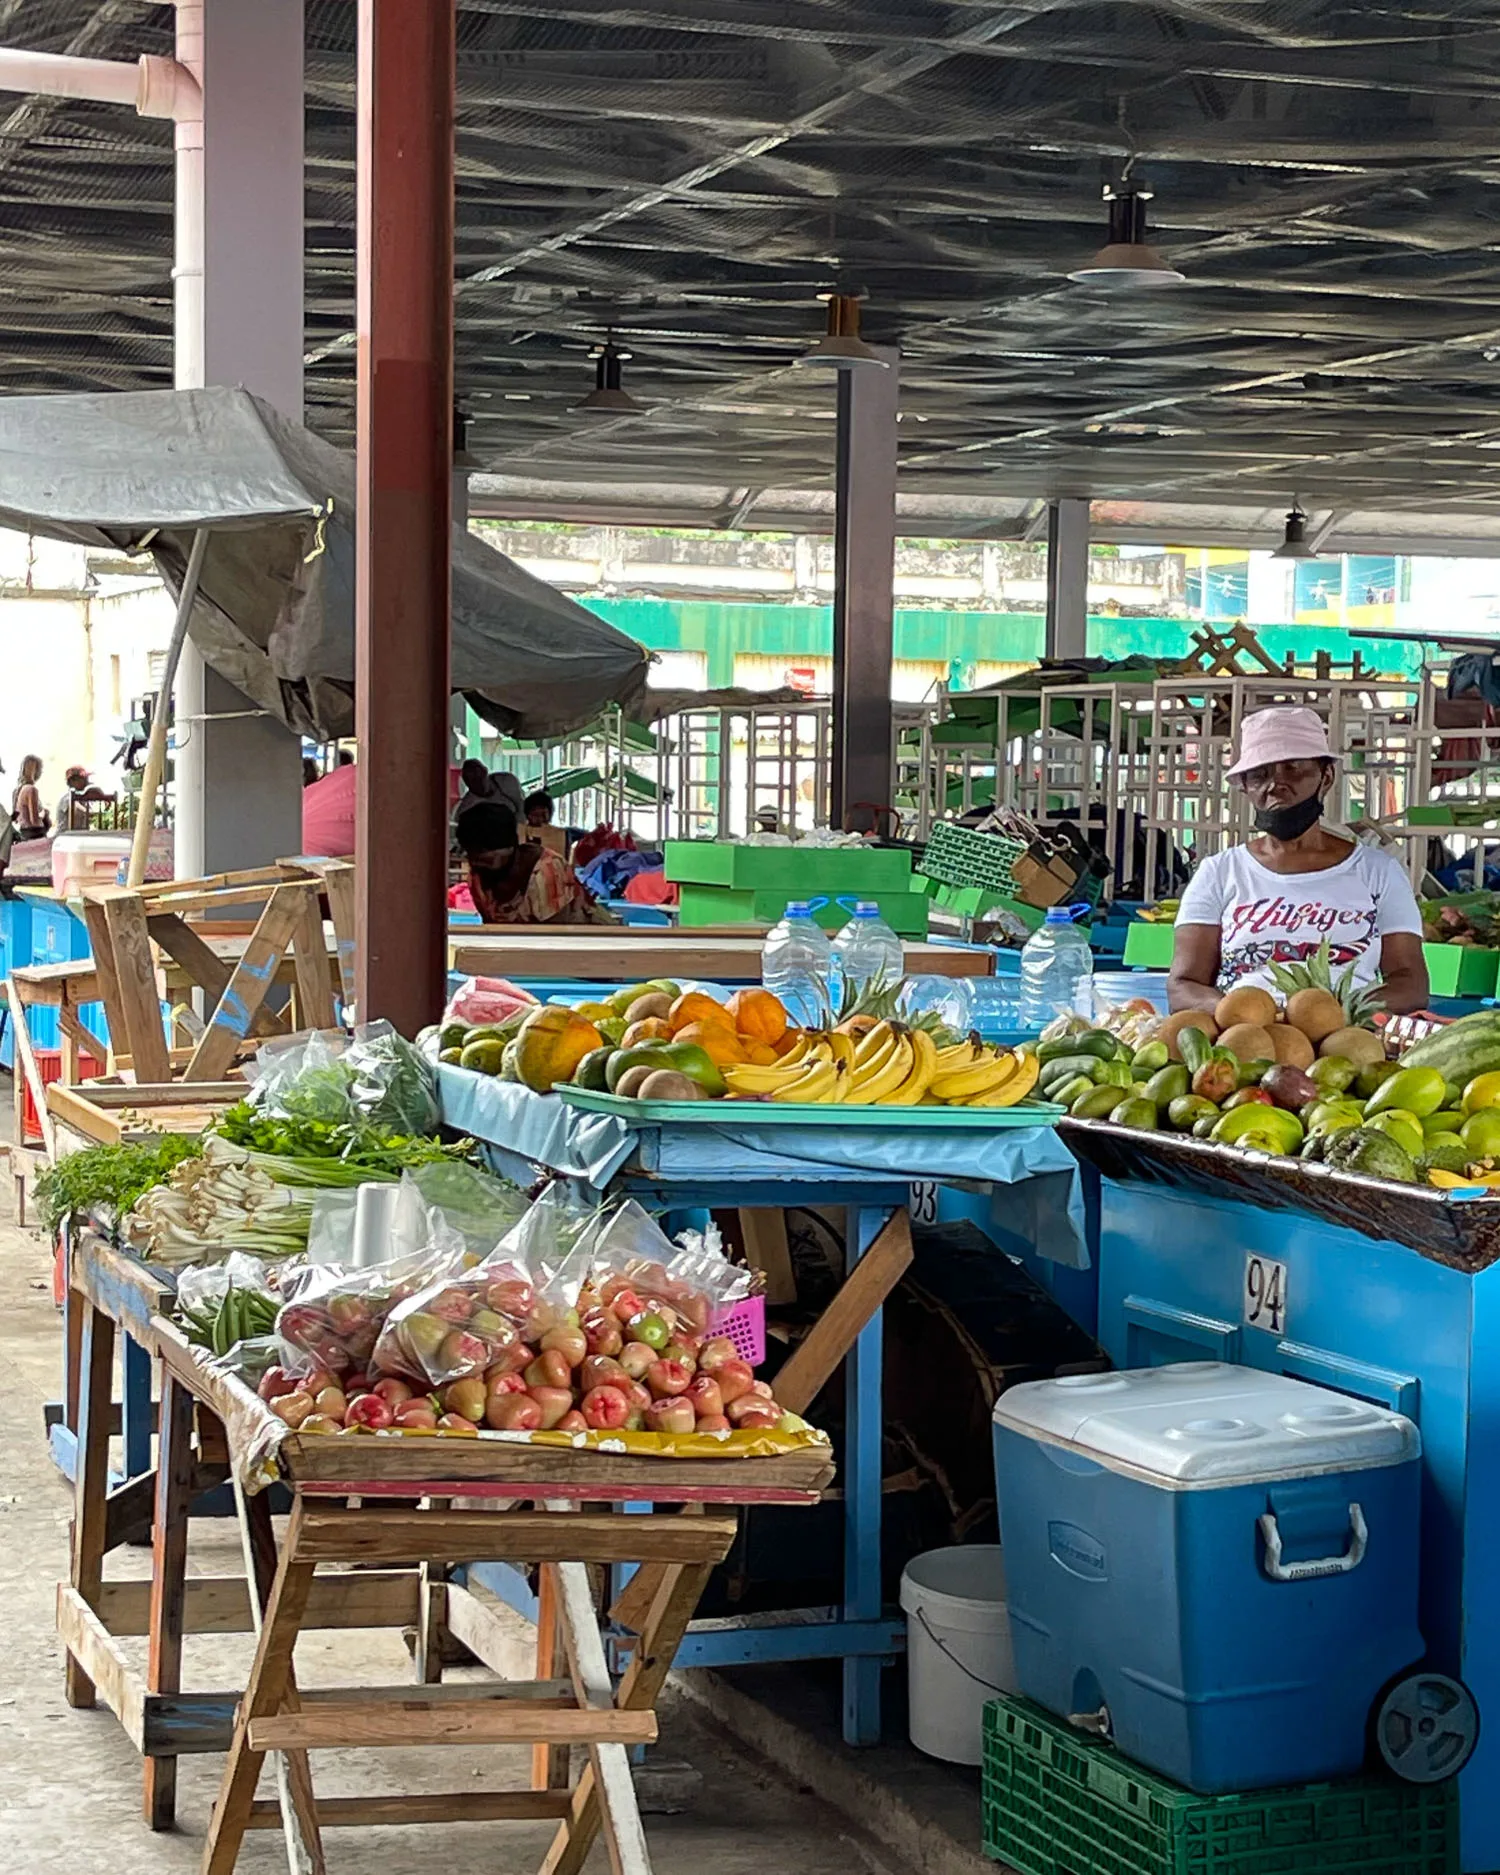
[303, 1163, 527, 1264]
[434, 1061, 1088, 1268]
[245, 1022, 438, 1137]
[176, 1254, 283, 1357]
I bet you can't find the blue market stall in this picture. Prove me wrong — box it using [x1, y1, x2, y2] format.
[434, 1063, 1080, 1747]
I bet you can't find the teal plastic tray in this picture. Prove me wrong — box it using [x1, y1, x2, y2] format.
[558, 1086, 1063, 1128]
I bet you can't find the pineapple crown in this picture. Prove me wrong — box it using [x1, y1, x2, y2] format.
[1266, 937, 1383, 1026]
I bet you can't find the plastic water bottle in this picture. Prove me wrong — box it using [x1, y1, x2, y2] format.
[832, 900, 904, 1008]
[1019, 903, 1095, 1032]
[762, 899, 833, 1029]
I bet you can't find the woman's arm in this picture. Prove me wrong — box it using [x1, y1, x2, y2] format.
[1375, 931, 1429, 1015]
[1168, 923, 1223, 1013]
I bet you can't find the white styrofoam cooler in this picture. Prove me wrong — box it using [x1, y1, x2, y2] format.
[51, 832, 130, 895]
[992, 1362, 1425, 1792]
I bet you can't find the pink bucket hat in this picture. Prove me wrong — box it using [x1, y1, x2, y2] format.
[1227, 705, 1334, 778]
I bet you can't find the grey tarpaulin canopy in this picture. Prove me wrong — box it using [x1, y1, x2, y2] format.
[0, 386, 649, 740]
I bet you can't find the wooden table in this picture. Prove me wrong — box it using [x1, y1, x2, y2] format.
[453, 929, 994, 981]
[57, 1233, 833, 1875]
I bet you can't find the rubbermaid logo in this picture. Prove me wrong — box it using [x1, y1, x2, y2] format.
[1049, 1521, 1107, 1579]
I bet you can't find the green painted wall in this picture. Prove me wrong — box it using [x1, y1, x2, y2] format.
[578, 597, 1430, 685]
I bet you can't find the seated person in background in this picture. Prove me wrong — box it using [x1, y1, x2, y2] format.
[457, 801, 615, 925]
[524, 789, 555, 829]
[55, 764, 114, 832]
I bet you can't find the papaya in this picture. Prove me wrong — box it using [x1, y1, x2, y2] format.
[513, 1005, 604, 1093]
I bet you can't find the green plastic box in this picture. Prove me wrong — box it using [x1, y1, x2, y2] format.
[982, 1695, 1455, 1875]
[663, 840, 912, 893]
[1423, 942, 1499, 998]
[675, 883, 930, 937]
[1123, 920, 1177, 969]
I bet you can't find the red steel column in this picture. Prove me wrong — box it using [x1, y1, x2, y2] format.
[355, 0, 455, 1031]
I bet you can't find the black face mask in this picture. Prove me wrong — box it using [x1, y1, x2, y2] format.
[1254, 792, 1324, 842]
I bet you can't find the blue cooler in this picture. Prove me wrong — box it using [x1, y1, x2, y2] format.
[992, 1363, 1424, 1793]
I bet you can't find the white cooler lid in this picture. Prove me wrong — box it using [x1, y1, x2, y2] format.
[993, 1363, 1419, 1487]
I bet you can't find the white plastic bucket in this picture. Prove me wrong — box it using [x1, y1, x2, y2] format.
[899, 1545, 1016, 1765]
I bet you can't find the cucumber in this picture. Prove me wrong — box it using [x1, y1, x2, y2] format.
[1039, 1053, 1105, 1091]
[1037, 1031, 1119, 1065]
[1051, 1074, 1096, 1107]
[1071, 1084, 1131, 1120]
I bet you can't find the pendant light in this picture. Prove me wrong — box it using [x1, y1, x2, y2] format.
[1068, 180, 1184, 288]
[574, 338, 642, 415]
[1271, 502, 1321, 561]
[794, 292, 887, 370]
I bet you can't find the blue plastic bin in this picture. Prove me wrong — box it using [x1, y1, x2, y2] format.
[992, 1363, 1424, 1794]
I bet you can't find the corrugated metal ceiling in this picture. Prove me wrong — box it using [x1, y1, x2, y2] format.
[6, 2, 1500, 546]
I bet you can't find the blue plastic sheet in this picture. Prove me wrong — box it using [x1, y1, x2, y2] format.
[436, 1064, 1088, 1265]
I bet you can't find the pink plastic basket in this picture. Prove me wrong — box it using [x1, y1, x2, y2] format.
[707, 1293, 766, 1367]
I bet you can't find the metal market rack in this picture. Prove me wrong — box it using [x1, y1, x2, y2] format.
[907, 660, 1434, 895]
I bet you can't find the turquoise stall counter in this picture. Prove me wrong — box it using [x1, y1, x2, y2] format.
[11, 888, 109, 1054]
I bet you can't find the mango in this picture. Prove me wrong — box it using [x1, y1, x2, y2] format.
[1365, 1109, 1425, 1160]
[1365, 1066, 1447, 1121]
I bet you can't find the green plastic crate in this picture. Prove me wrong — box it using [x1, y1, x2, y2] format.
[1422, 942, 1499, 998]
[1124, 919, 1177, 969]
[675, 883, 930, 937]
[662, 840, 912, 892]
[981, 1696, 1454, 1875]
[919, 820, 1028, 895]
[925, 881, 1045, 931]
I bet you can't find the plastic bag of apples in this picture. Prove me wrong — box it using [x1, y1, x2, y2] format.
[261, 1187, 792, 1445]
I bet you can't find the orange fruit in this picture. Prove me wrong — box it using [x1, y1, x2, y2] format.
[772, 1026, 808, 1058]
[668, 990, 735, 1035]
[675, 1020, 747, 1067]
[621, 1016, 672, 1047]
[727, 986, 788, 1045]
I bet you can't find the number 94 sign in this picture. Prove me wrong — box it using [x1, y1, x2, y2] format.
[1244, 1254, 1289, 1336]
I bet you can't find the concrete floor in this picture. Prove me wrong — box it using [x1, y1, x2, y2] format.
[0, 1118, 921, 1875]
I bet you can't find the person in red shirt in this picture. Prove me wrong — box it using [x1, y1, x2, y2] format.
[301, 760, 357, 857]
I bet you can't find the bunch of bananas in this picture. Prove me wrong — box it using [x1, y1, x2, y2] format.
[721, 1022, 1040, 1109]
[926, 1035, 1041, 1107]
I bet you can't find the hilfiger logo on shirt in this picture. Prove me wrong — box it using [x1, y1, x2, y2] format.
[1225, 896, 1375, 946]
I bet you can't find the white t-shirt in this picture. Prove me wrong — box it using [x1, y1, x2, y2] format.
[1177, 841, 1423, 994]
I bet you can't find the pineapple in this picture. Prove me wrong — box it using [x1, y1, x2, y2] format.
[1267, 937, 1383, 1028]
[831, 972, 964, 1048]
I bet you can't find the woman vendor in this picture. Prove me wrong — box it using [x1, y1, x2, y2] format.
[457, 800, 614, 925]
[1168, 706, 1429, 1016]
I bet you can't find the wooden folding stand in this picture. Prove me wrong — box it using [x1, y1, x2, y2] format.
[201, 1495, 743, 1875]
[80, 865, 338, 1083]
